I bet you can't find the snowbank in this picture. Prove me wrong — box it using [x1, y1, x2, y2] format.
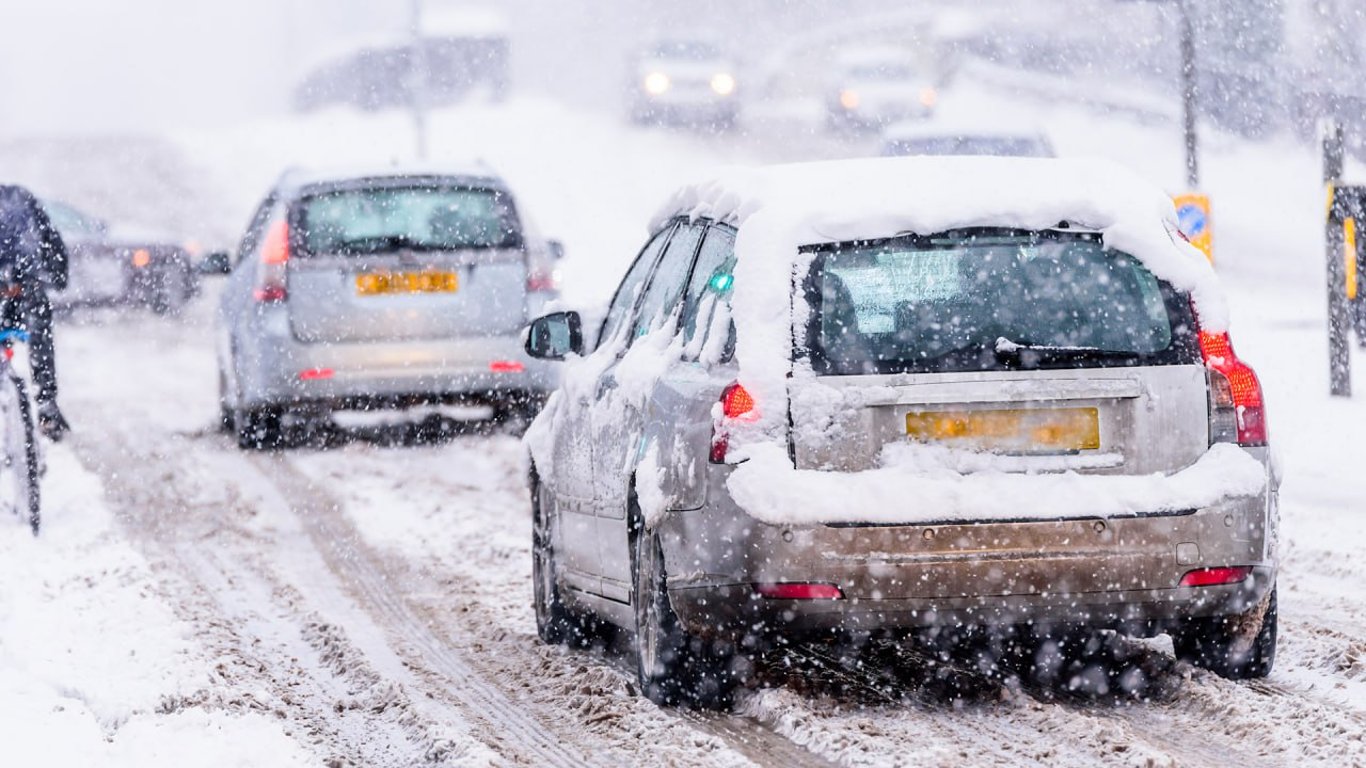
[652, 156, 1228, 439]
[727, 442, 1266, 526]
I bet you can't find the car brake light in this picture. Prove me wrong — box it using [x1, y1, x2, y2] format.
[526, 267, 558, 293]
[1179, 566, 1252, 588]
[754, 582, 844, 600]
[489, 360, 525, 373]
[297, 368, 334, 381]
[1199, 331, 1266, 446]
[253, 219, 290, 303]
[710, 382, 755, 464]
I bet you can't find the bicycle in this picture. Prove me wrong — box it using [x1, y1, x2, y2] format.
[0, 328, 40, 534]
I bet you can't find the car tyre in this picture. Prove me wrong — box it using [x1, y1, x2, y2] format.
[531, 471, 584, 646]
[1172, 585, 1277, 680]
[234, 406, 284, 450]
[630, 503, 736, 709]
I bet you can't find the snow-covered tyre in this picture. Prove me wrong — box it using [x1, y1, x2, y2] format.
[234, 406, 284, 450]
[1172, 585, 1277, 680]
[531, 472, 580, 646]
[631, 507, 736, 709]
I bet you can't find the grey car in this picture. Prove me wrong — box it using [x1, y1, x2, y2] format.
[523, 157, 1279, 708]
[211, 164, 560, 448]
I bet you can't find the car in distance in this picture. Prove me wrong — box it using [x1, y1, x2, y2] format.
[209, 164, 560, 448]
[523, 157, 1279, 707]
[628, 39, 739, 129]
[881, 122, 1055, 158]
[42, 199, 196, 314]
[827, 47, 937, 132]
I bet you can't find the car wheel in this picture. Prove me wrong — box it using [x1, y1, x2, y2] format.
[1172, 585, 1277, 679]
[531, 471, 582, 646]
[152, 262, 191, 316]
[234, 406, 284, 450]
[630, 502, 736, 709]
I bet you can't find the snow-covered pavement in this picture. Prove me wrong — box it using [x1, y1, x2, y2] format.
[2, 70, 1366, 765]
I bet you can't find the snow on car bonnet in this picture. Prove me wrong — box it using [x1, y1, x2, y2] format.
[653, 156, 1227, 438]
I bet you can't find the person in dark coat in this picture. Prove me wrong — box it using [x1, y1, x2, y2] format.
[0, 184, 70, 441]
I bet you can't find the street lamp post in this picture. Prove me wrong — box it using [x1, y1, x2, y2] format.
[410, 0, 428, 160]
[1178, 0, 1199, 188]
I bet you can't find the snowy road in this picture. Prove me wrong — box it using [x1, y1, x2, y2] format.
[3, 70, 1366, 765]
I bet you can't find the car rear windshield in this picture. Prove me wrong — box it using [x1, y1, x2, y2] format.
[296, 185, 520, 255]
[799, 229, 1199, 375]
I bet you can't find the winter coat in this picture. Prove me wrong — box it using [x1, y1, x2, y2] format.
[0, 184, 69, 292]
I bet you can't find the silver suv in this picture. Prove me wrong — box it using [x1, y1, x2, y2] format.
[524, 159, 1278, 708]
[211, 165, 559, 448]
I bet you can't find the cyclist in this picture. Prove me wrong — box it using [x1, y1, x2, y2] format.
[0, 184, 70, 441]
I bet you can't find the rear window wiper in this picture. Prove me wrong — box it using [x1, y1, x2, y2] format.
[994, 337, 1142, 364]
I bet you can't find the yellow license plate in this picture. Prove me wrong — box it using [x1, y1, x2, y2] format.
[355, 271, 459, 296]
[905, 407, 1100, 452]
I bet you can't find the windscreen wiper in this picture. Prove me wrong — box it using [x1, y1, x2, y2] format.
[993, 337, 1141, 365]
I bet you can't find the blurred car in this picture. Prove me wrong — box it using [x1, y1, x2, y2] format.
[293, 7, 510, 112]
[41, 200, 195, 314]
[207, 163, 561, 448]
[881, 122, 1055, 158]
[827, 47, 937, 132]
[628, 39, 739, 129]
[523, 157, 1278, 707]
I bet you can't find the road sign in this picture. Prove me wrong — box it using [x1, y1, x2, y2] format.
[1173, 192, 1213, 262]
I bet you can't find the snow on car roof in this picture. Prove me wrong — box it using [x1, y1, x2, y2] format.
[653, 155, 1228, 434]
[880, 119, 1048, 142]
[278, 161, 503, 193]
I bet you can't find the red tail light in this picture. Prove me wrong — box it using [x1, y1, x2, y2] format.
[489, 360, 525, 373]
[1179, 566, 1252, 588]
[297, 368, 334, 381]
[526, 267, 558, 293]
[253, 219, 290, 303]
[1198, 331, 1267, 446]
[710, 382, 756, 463]
[754, 582, 844, 600]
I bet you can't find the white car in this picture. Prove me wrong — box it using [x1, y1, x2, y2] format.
[628, 39, 739, 129]
[828, 47, 937, 132]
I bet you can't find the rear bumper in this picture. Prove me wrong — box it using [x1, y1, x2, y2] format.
[234, 316, 557, 410]
[659, 461, 1277, 640]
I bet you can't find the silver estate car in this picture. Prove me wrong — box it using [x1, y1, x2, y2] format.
[211, 164, 560, 448]
[524, 158, 1278, 708]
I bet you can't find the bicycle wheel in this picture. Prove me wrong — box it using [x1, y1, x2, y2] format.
[0, 373, 39, 534]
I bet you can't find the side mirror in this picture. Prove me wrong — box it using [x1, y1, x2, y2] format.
[524, 311, 583, 360]
[546, 239, 565, 260]
[197, 251, 232, 275]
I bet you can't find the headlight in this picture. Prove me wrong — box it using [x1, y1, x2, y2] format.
[644, 72, 671, 95]
[839, 90, 859, 110]
[710, 73, 736, 96]
[920, 87, 938, 108]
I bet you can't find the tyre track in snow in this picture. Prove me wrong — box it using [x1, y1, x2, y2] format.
[246, 452, 595, 768]
[65, 431, 481, 766]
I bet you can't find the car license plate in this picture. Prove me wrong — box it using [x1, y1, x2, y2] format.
[355, 271, 459, 296]
[905, 407, 1100, 452]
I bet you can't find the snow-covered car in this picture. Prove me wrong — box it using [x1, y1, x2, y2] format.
[628, 39, 739, 129]
[41, 200, 195, 314]
[881, 121, 1055, 158]
[209, 163, 561, 449]
[523, 157, 1279, 707]
[827, 47, 937, 132]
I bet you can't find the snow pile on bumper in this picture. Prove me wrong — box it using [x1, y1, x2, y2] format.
[726, 442, 1266, 526]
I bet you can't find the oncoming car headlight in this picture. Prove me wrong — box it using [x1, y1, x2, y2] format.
[710, 73, 736, 96]
[644, 72, 671, 95]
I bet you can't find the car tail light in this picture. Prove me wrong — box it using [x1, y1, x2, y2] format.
[710, 382, 756, 464]
[253, 219, 290, 303]
[297, 368, 334, 381]
[1199, 331, 1266, 446]
[526, 266, 558, 293]
[1179, 566, 1252, 588]
[489, 360, 525, 373]
[754, 582, 844, 600]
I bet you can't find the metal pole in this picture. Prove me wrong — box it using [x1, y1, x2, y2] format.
[1324, 120, 1352, 397]
[1179, 0, 1199, 188]
[410, 0, 428, 160]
